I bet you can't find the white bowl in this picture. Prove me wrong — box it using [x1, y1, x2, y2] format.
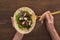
[13, 7, 37, 34]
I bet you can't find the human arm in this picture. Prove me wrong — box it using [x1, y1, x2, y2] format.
[13, 32, 24, 40]
[11, 17, 24, 40]
[39, 11, 60, 40]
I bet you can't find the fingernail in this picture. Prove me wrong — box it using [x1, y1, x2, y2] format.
[46, 11, 51, 14]
[47, 11, 50, 12]
[41, 21, 43, 24]
[11, 17, 13, 19]
[11, 17, 12, 18]
[46, 13, 48, 15]
[39, 18, 41, 21]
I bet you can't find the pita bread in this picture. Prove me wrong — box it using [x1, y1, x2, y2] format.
[13, 7, 37, 34]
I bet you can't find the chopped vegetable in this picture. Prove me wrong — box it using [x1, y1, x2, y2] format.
[15, 11, 32, 29]
[24, 17, 27, 20]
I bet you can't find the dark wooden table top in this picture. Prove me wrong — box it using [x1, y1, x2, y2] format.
[0, 0, 60, 40]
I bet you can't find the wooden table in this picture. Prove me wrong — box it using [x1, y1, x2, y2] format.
[0, 0, 60, 40]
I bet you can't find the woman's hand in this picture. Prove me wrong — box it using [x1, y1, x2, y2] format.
[39, 11, 54, 30]
[44, 11, 54, 31]
[39, 11, 60, 40]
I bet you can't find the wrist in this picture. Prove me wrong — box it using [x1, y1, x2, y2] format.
[47, 25, 57, 35]
[48, 27, 60, 40]
[13, 32, 24, 40]
[46, 23, 55, 32]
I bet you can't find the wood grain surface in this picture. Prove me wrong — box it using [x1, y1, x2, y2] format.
[0, 0, 60, 40]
